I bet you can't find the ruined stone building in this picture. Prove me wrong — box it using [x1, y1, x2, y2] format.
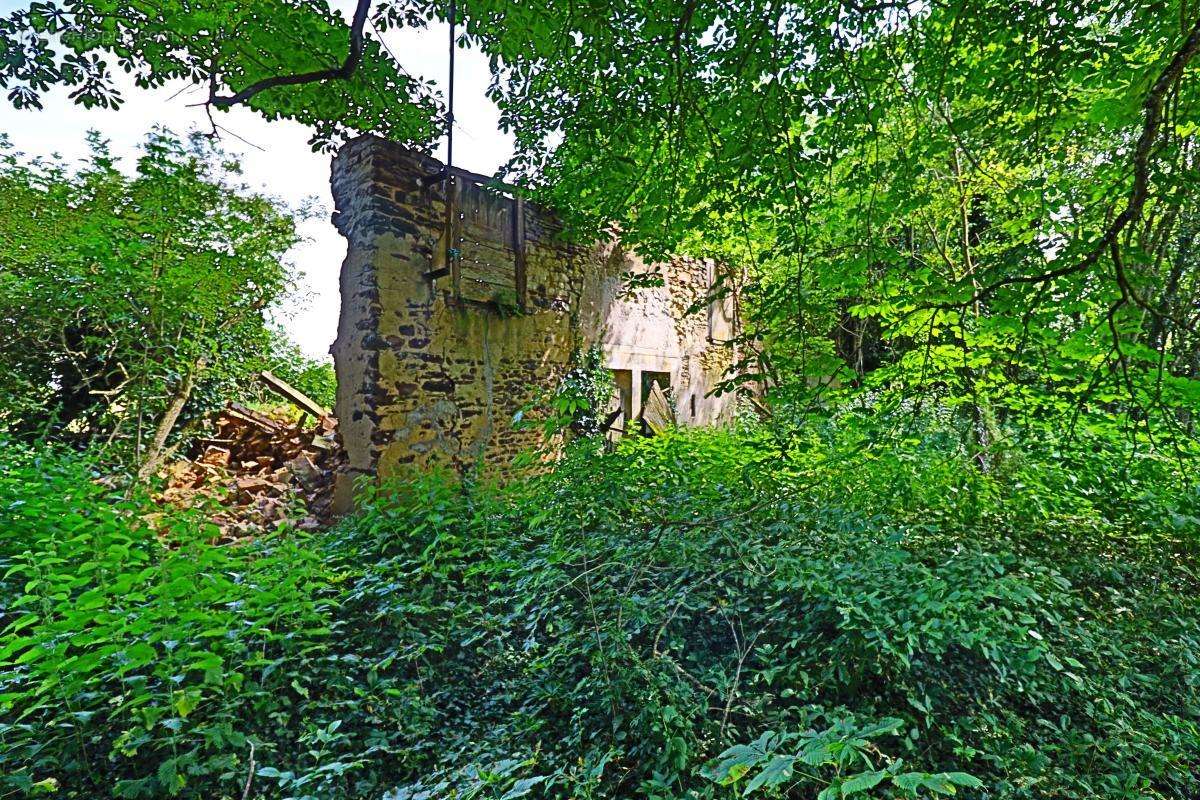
[330, 136, 739, 494]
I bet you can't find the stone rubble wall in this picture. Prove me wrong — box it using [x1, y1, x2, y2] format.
[330, 135, 739, 498]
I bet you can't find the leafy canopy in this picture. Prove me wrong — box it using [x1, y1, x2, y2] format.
[1, 0, 440, 150]
[4, 0, 1198, 439]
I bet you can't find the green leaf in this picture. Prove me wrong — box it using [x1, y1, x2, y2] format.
[501, 776, 547, 799]
[945, 773, 983, 788]
[744, 756, 794, 794]
[124, 642, 156, 668]
[172, 691, 199, 718]
[893, 773, 925, 792]
[841, 770, 886, 794]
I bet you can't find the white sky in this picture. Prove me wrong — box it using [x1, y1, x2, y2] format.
[0, 0, 514, 359]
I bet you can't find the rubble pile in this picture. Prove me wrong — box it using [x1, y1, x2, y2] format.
[155, 373, 342, 538]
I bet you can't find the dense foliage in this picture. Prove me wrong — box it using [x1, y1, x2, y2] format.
[4, 418, 1197, 798]
[3, 1, 1200, 797]
[7, 0, 1199, 449]
[0, 0, 439, 151]
[0, 444, 339, 798]
[0, 131, 333, 467]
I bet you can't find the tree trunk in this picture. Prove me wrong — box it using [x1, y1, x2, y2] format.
[138, 357, 206, 480]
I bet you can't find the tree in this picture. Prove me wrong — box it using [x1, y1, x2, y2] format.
[459, 0, 1200, 441]
[0, 0, 440, 150]
[4, 0, 1199, 443]
[0, 129, 313, 468]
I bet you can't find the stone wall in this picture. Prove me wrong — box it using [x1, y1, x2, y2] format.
[330, 135, 739, 495]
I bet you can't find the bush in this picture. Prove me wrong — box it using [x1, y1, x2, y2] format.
[0, 131, 309, 467]
[0, 445, 342, 797]
[2, 421, 1198, 798]
[326, 425, 1198, 799]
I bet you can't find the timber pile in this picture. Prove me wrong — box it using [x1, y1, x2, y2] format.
[154, 372, 342, 539]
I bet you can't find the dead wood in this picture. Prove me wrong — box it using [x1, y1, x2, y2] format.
[258, 370, 331, 419]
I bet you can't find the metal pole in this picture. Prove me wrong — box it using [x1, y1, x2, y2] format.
[446, 0, 456, 174]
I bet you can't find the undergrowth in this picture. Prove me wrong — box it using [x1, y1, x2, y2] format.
[1, 418, 1198, 798]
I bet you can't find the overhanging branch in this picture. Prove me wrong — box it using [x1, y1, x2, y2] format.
[926, 13, 1200, 311]
[208, 0, 372, 109]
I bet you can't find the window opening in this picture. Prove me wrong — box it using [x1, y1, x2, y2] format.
[606, 369, 633, 440]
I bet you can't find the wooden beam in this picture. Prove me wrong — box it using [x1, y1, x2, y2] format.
[224, 402, 286, 432]
[258, 371, 330, 418]
[513, 195, 527, 310]
[642, 381, 673, 436]
[449, 177, 462, 296]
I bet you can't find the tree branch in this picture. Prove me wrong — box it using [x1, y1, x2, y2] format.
[926, 13, 1200, 311]
[1096, 12, 1200, 266]
[208, 0, 372, 109]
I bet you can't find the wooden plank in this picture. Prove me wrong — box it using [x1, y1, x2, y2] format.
[224, 402, 285, 432]
[513, 195, 527, 310]
[258, 371, 330, 418]
[460, 277, 515, 303]
[642, 381, 673, 436]
[460, 243, 516, 271]
[460, 259, 517, 288]
[448, 165, 521, 196]
[459, 192, 512, 236]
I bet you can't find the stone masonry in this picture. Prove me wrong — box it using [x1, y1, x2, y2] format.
[330, 135, 739, 498]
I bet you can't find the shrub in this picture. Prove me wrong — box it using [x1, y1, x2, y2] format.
[0, 445, 341, 797]
[328, 424, 1199, 798]
[2, 420, 1198, 798]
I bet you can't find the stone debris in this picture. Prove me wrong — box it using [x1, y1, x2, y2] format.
[154, 402, 343, 540]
